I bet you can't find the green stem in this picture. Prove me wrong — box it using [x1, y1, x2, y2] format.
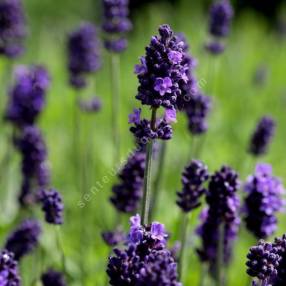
[56, 226, 67, 274]
[215, 223, 225, 286]
[141, 108, 157, 225]
[111, 53, 121, 165]
[178, 213, 189, 280]
[150, 141, 167, 220]
[199, 263, 208, 286]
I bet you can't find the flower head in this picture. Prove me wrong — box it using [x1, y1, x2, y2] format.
[0, 0, 26, 58]
[78, 96, 102, 113]
[5, 219, 42, 260]
[41, 269, 66, 286]
[38, 189, 64, 225]
[249, 116, 276, 156]
[244, 163, 285, 239]
[68, 23, 101, 89]
[5, 65, 50, 127]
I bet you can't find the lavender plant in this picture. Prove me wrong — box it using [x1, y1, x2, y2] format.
[0, 250, 21, 285]
[133, 24, 191, 225]
[197, 166, 240, 285]
[41, 269, 66, 286]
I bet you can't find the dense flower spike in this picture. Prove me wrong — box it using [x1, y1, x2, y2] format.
[135, 24, 191, 110]
[5, 219, 42, 260]
[273, 234, 286, 285]
[246, 241, 280, 283]
[5, 65, 50, 127]
[249, 116, 276, 156]
[209, 0, 234, 38]
[0, 250, 21, 285]
[177, 160, 209, 212]
[185, 93, 212, 135]
[67, 23, 101, 89]
[110, 151, 145, 213]
[102, 0, 131, 53]
[41, 269, 66, 286]
[38, 189, 64, 225]
[107, 215, 181, 286]
[14, 126, 49, 206]
[197, 166, 240, 269]
[0, 0, 26, 58]
[129, 109, 173, 147]
[78, 96, 102, 113]
[244, 164, 285, 239]
[205, 41, 225, 55]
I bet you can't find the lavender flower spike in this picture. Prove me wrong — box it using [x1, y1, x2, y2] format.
[5, 219, 42, 260]
[67, 23, 101, 89]
[0, 0, 26, 58]
[107, 214, 181, 286]
[244, 163, 285, 239]
[79, 96, 102, 113]
[5, 65, 50, 127]
[0, 250, 21, 285]
[135, 24, 191, 111]
[102, 0, 132, 53]
[177, 160, 209, 212]
[249, 116, 276, 156]
[38, 189, 64, 225]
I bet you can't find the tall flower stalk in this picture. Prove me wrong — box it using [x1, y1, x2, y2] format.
[132, 24, 191, 225]
[102, 0, 132, 165]
[176, 160, 209, 280]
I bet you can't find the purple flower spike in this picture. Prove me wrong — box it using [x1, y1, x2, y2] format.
[154, 77, 173, 96]
[249, 116, 276, 156]
[0, 0, 26, 58]
[244, 163, 285, 239]
[110, 151, 145, 213]
[128, 108, 141, 124]
[102, 229, 126, 247]
[38, 189, 64, 225]
[107, 214, 181, 286]
[102, 0, 132, 53]
[5, 219, 42, 260]
[5, 65, 50, 127]
[68, 23, 101, 89]
[79, 96, 102, 113]
[0, 250, 21, 286]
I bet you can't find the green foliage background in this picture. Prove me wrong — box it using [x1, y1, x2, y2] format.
[0, 0, 286, 285]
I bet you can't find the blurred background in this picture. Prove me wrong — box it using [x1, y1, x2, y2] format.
[0, 0, 286, 285]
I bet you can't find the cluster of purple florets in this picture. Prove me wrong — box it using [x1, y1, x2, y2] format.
[0, 250, 21, 285]
[41, 269, 66, 286]
[5, 65, 50, 127]
[102, 0, 132, 53]
[68, 23, 101, 89]
[197, 166, 241, 270]
[244, 164, 285, 239]
[4, 219, 42, 261]
[110, 150, 145, 213]
[107, 215, 181, 286]
[249, 116, 276, 156]
[78, 96, 102, 113]
[14, 126, 50, 206]
[246, 234, 286, 286]
[135, 24, 191, 111]
[102, 229, 126, 247]
[38, 189, 64, 225]
[129, 109, 173, 147]
[0, 0, 26, 58]
[206, 0, 234, 55]
[177, 160, 209, 212]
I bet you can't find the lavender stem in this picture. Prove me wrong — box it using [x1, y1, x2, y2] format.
[178, 212, 189, 280]
[111, 53, 121, 165]
[150, 140, 167, 220]
[56, 226, 67, 274]
[199, 263, 208, 286]
[141, 108, 157, 225]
